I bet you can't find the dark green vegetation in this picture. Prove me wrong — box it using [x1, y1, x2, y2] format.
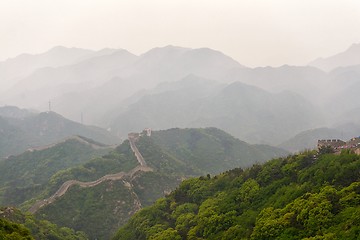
[0, 138, 111, 207]
[0, 110, 120, 158]
[0, 137, 138, 239]
[36, 171, 181, 240]
[0, 217, 33, 240]
[31, 127, 286, 239]
[114, 150, 360, 240]
[0, 207, 86, 239]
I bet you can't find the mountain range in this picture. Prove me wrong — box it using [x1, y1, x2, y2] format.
[1, 42, 360, 239]
[109, 75, 323, 145]
[1, 43, 360, 149]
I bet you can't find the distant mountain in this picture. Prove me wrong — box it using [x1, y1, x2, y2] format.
[278, 127, 343, 152]
[110, 75, 323, 145]
[223, 65, 328, 104]
[0, 105, 36, 119]
[0, 46, 116, 93]
[1, 49, 137, 110]
[319, 65, 360, 123]
[279, 123, 360, 152]
[0, 111, 120, 157]
[0, 45, 244, 124]
[309, 43, 360, 71]
[3, 44, 360, 140]
[127, 45, 243, 87]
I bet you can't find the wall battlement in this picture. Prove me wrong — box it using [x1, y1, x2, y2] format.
[317, 137, 360, 154]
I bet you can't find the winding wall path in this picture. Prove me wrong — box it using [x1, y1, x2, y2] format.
[28, 133, 152, 214]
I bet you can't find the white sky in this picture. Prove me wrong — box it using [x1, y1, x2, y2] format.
[1, 0, 360, 67]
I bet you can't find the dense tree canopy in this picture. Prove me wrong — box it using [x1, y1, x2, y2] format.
[114, 150, 360, 239]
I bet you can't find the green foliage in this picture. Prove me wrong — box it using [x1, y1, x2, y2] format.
[0, 207, 86, 240]
[0, 127, 288, 239]
[0, 218, 33, 240]
[36, 181, 134, 240]
[148, 128, 288, 175]
[0, 139, 110, 206]
[45, 141, 137, 193]
[318, 145, 335, 154]
[114, 151, 360, 239]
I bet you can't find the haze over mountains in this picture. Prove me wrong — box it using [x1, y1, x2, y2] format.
[1, 43, 360, 149]
[309, 43, 360, 72]
[0, 106, 119, 158]
[0, 42, 360, 239]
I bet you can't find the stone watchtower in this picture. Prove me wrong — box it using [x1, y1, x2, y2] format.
[317, 139, 346, 150]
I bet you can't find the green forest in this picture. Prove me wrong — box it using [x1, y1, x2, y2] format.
[0, 128, 288, 239]
[0, 207, 86, 240]
[114, 150, 360, 240]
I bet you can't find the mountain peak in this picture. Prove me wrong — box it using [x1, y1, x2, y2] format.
[309, 43, 360, 71]
[141, 45, 190, 57]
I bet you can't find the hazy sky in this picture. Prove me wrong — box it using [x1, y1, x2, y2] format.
[1, 0, 360, 67]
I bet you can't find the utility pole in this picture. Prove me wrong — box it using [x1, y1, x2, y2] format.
[81, 112, 83, 125]
[48, 101, 51, 112]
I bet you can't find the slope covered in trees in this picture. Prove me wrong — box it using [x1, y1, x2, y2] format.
[146, 128, 288, 174]
[0, 138, 112, 207]
[0, 207, 86, 240]
[114, 150, 360, 239]
[30, 127, 286, 239]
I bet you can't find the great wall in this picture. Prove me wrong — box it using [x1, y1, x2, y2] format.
[28, 132, 153, 214]
[318, 136, 360, 154]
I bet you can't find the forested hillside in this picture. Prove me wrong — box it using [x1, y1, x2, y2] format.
[28, 127, 286, 239]
[114, 150, 360, 239]
[0, 138, 111, 207]
[0, 207, 87, 239]
[147, 128, 288, 174]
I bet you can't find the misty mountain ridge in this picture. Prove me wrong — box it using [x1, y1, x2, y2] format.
[0, 45, 243, 116]
[109, 75, 323, 145]
[0, 105, 37, 119]
[0, 110, 119, 158]
[1, 49, 138, 109]
[0, 46, 119, 93]
[309, 42, 360, 71]
[0, 43, 359, 147]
